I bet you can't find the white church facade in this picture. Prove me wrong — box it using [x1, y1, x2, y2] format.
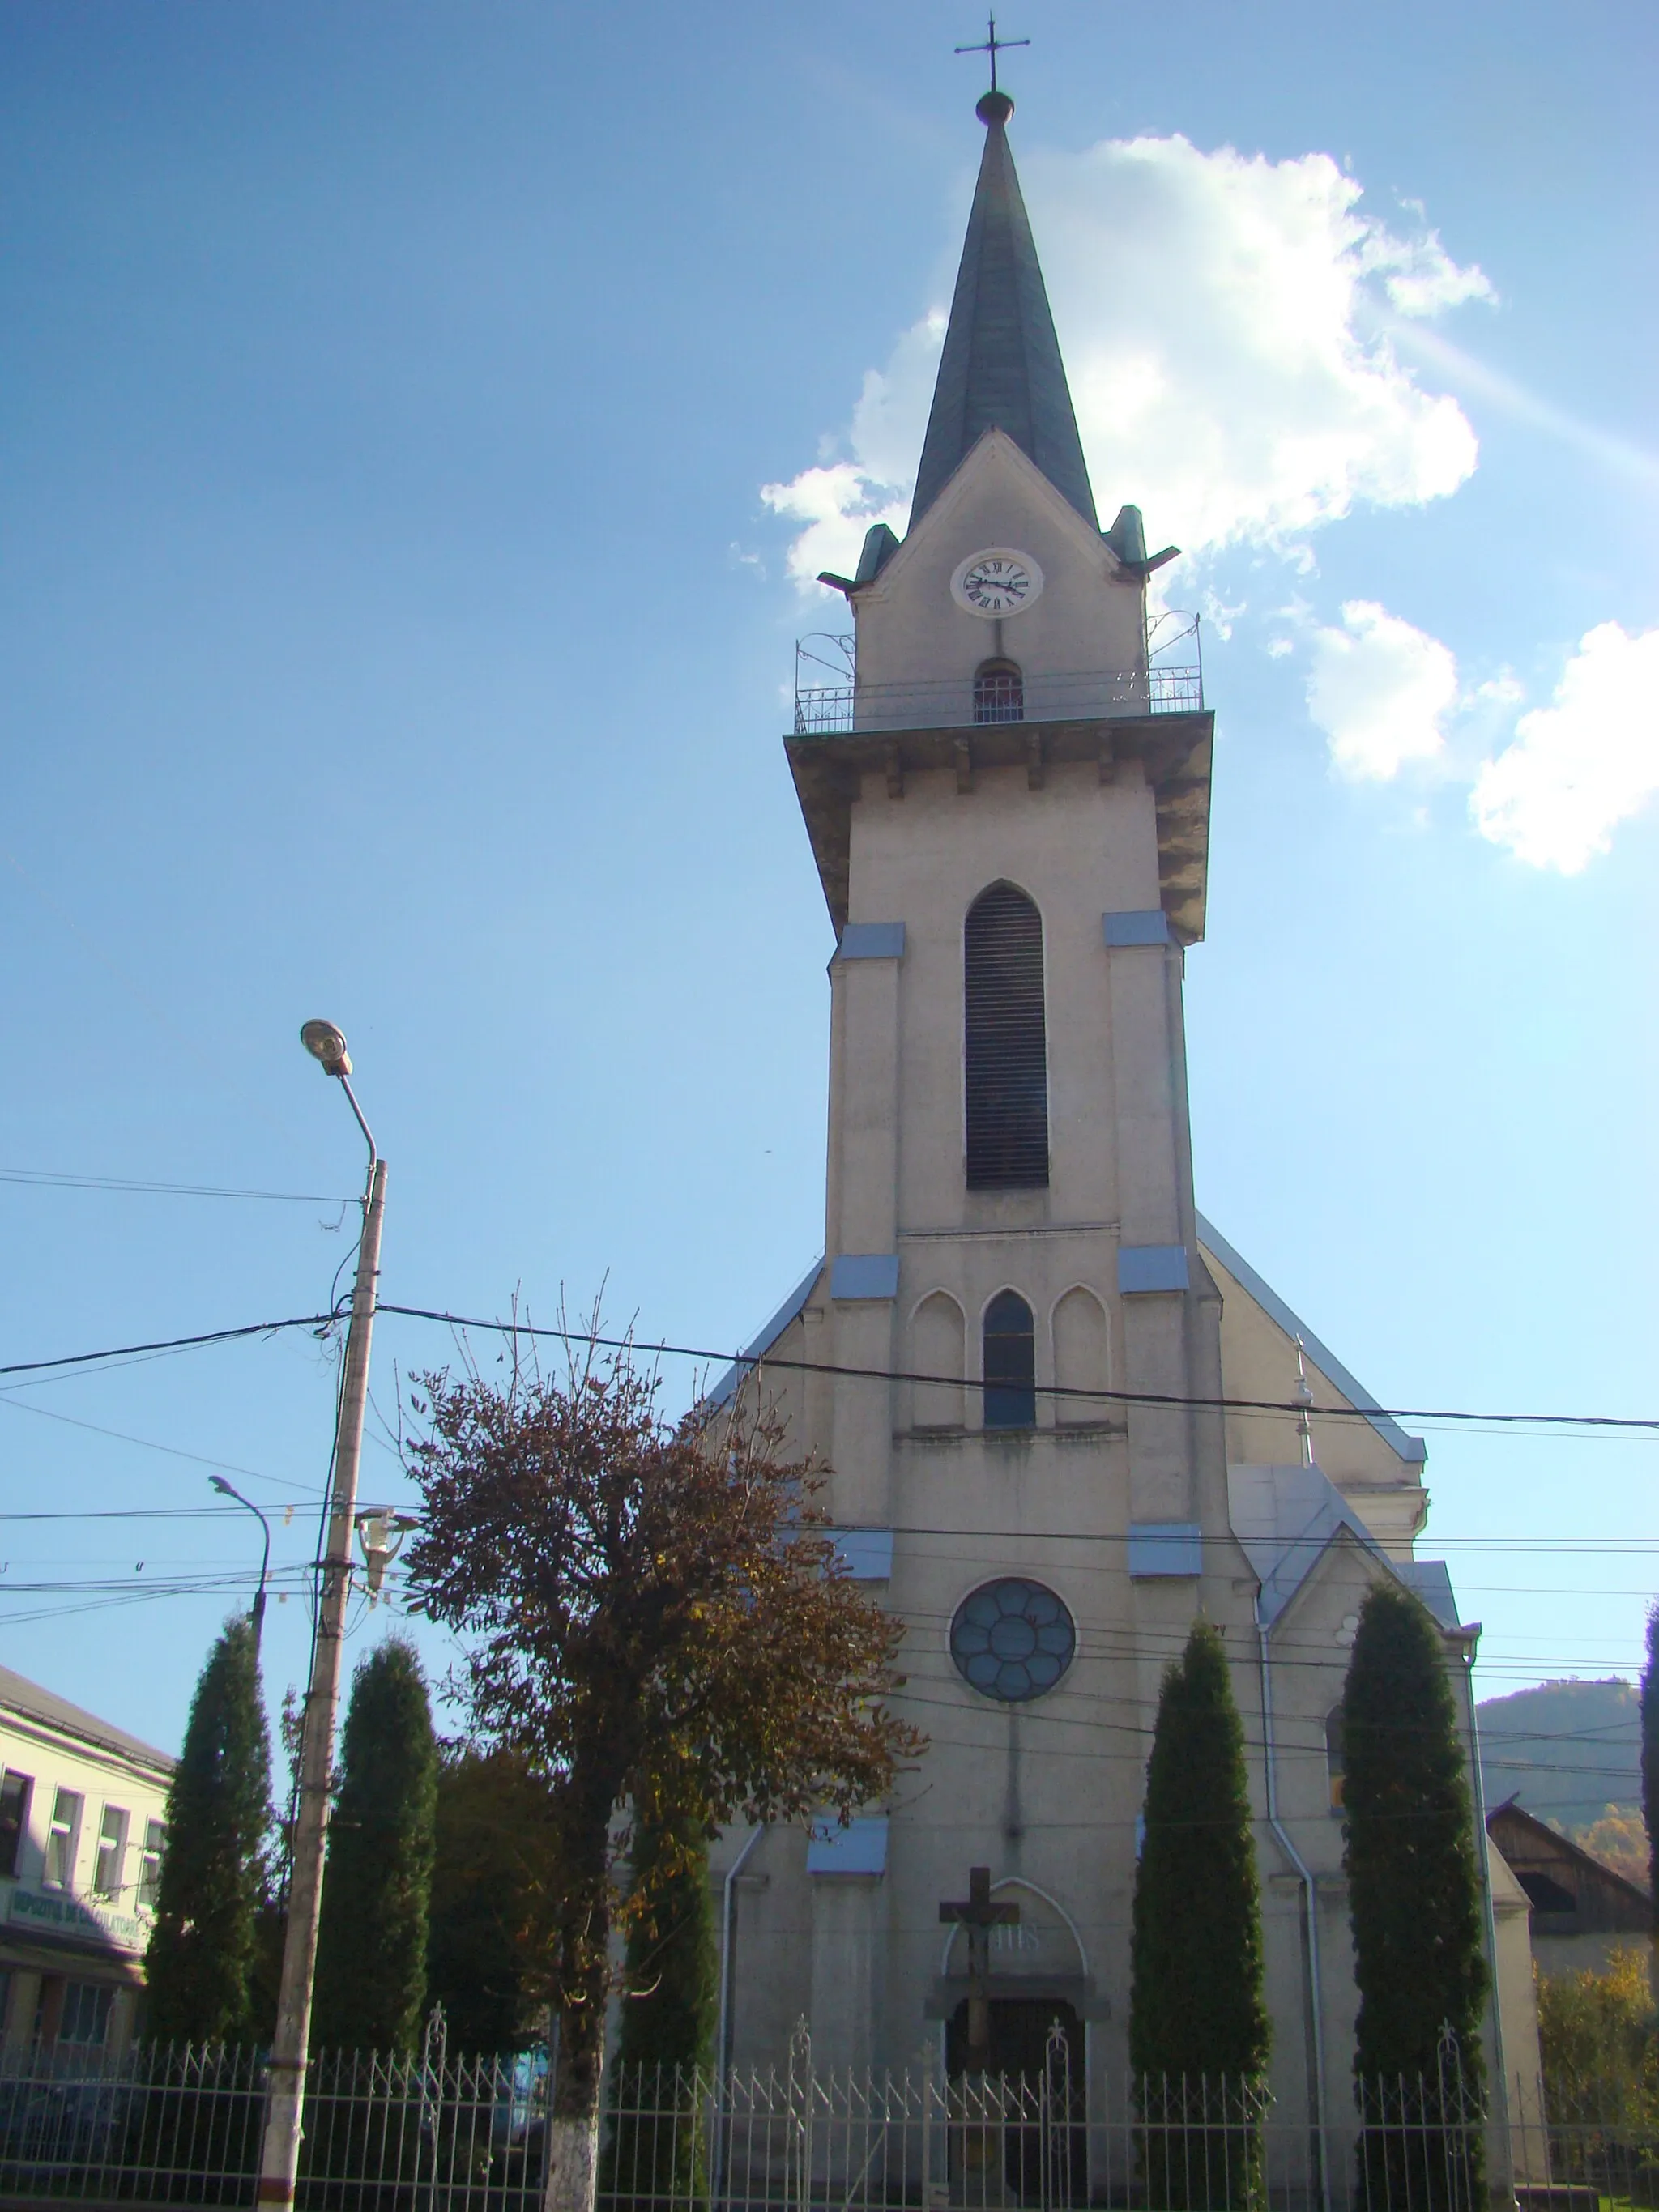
[708, 83, 1539, 2160]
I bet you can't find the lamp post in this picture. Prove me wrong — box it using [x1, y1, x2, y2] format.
[209, 1475, 272, 1649]
[257, 1021, 387, 2211]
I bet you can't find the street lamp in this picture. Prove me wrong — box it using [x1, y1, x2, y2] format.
[258, 1021, 389, 2212]
[209, 1476, 271, 1649]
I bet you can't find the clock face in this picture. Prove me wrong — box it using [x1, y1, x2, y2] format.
[951, 548, 1043, 619]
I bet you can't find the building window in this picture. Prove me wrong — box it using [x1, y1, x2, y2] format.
[0, 1771, 31, 1878]
[911, 1293, 966, 1430]
[94, 1807, 129, 1899]
[983, 1291, 1037, 1430]
[58, 1982, 113, 2048]
[1052, 1287, 1110, 1425]
[973, 658, 1024, 724]
[964, 883, 1048, 1190]
[950, 1579, 1075, 1702]
[138, 1820, 166, 1910]
[1325, 1707, 1346, 1812]
[45, 1788, 83, 1889]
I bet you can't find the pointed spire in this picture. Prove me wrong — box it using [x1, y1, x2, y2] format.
[910, 92, 1098, 534]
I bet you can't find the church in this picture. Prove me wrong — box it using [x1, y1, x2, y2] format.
[707, 79, 1539, 2165]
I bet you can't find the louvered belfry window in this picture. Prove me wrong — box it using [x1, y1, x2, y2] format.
[965, 882, 1049, 1188]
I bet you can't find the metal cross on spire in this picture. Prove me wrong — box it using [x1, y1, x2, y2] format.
[954, 13, 1030, 95]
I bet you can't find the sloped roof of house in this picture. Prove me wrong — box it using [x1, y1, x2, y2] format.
[0, 1663, 174, 1775]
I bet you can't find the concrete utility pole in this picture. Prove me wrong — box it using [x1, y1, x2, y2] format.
[258, 1021, 386, 2209]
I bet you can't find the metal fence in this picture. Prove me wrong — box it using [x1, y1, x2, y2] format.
[791, 665, 1201, 736]
[0, 2028, 1653, 2212]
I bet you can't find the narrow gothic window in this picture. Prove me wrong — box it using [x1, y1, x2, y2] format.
[983, 1290, 1036, 1429]
[973, 659, 1024, 724]
[911, 1293, 966, 1430]
[1325, 1706, 1346, 1811]
[964, 883, 1048, 1188]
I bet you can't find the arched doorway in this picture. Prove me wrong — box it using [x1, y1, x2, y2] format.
[940, 1881, 1089, 2203]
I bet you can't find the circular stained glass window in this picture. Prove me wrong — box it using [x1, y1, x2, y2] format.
[950, 1579, 1075, 1703]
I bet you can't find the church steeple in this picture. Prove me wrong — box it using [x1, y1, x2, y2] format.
[910, 91, 1098, 535]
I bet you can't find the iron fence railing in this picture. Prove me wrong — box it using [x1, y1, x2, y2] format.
[0, 2026, 1650, 2212]
[791, 663, 1202, 736]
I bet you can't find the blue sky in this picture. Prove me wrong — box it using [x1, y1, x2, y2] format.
[2, 0, 1655, 1762]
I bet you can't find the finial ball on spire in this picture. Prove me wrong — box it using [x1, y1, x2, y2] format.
[976, 88, 1014, 126]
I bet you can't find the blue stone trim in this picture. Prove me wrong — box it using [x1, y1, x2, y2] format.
[830, 1253, 901, 1302]
[1102, 910, 1171, 948]
[1128, 1522, 1204, 1578]
[806, 1815, 889, 1878]
[835, 922, 906, 961]
[1118, 1244, 1189, 1294]
[831, 1528, 894, 1581]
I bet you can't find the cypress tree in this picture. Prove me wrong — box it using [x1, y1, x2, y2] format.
[1129, 1620, 1267, 2210]
[1131, 1619, 1268, 2080]
[426, 1746, 563, 2055]
[1641, 1603, 1658, 1933]
[1343, 1583, 1488, 2211]
[144, 1615, 272, 2044]
[312, 1638, 438, 2055]
[603, 1786, 718, 2212]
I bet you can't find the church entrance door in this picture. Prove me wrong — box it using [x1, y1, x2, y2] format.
[945, 1997, 1084, 2206]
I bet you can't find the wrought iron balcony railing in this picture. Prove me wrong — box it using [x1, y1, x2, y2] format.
[792, 660, 1203, 737]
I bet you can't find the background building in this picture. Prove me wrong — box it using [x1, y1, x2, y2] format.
[0, 1665, 173, 2053]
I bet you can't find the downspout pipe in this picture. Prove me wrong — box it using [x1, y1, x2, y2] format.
[714, 1825, 764, 2196]
[1458, 1634, 1508, 2156]
[1259, 1605, 1330, 2212]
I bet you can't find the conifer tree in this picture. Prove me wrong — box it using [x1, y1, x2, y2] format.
[427, 1747, 562, 2054]
[1130, 1618, 1268, 2082]
[312, 1638, 438, 2055]
[145, 1615, 272, 2044]
[603, 1780, 719, 2211]
[1129, 1620, 1267, 2210]
[1641, 1603, 1658, 1932]
[1343, 1583, 1487, 2210]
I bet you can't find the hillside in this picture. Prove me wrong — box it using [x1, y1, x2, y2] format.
[1478, 1677, 1641, 1831]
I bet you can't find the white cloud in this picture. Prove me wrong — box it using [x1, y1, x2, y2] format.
[1471, 623, 1659, 872]
[764, 134, 1491, 588]
[1307, 601, 1459, 780]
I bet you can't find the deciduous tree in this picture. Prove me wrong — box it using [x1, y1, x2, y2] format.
[402, 1337, 921, 2212]
[313, 1637, 438, 2054]
[145, 1615, 272, 2044]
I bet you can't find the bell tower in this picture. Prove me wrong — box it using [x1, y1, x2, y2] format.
[734, 83, 1255, 2087]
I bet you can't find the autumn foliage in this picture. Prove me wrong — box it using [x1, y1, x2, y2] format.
[400, 1336, 921, 2161]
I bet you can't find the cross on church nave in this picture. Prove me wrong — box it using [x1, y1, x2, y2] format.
[939, 1866, 1021, 2067]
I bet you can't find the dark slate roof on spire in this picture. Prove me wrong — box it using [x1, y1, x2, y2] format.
[911, 92, 1098, 533]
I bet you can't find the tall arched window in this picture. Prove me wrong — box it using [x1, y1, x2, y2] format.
[965, 883, 1048, 1189]
[983, 1290, 1037, 1430]
[911, 1292, 966, 1430]
[973, 658, 1024, 725]
[1052, 1287, 1109, 1426]
[1325, 1706, 1346, 1812]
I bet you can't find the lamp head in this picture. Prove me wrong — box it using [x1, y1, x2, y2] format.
[301, 1019, 352, 1078]
[210, 1476, 234, 1498]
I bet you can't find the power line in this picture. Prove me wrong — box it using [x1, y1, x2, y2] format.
[377, 1302, 1659, 1437]
[0, 1312, 336, 1379]
[0, 1169, 350, 1204]
[5, 1300, 1656, 1435]
[0, 1396, 325, 1497]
